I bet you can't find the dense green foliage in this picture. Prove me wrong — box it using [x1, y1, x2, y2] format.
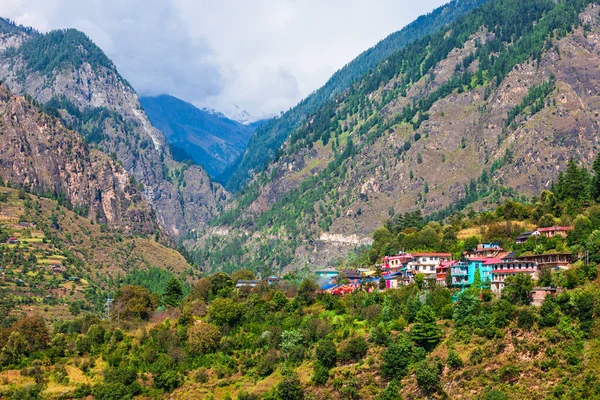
[3, 28, 127, 83]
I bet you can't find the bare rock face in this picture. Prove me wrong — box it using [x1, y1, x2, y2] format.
[0, 24, 228, 237]
[0, 84, 157, 234]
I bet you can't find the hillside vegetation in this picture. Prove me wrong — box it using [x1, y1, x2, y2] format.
[198, 0, 600, 273]
[223, 0, 491, 191]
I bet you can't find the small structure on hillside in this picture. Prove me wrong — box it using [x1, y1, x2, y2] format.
[516, 231, 538, 244]
[236, 280, 260, 289]
[265, 276, 281, 285]
[530, 287, 563, 306]
[536, 226, 573, 238]
[518, 252, 572, 270]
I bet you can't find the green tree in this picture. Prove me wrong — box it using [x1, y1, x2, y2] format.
[502, 273, 534, 306]
[296, 279, 319, 306]
[276, 375, 304, 400]
[410, 305, 441, 350]
[163, 278, 184, 307]
[187, 320, 221, 354]
[382, 334, 414, 379]
[414, 360, 442, 395]
[445, 267, 453, 289]
[113, 286, 157, 322]
[414, 273, 425, 290]
[315, 339, 337, 368]
[208, 297, 242, 326]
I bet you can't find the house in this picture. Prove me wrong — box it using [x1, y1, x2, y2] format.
[17, 221, 35, 228]
[7, 237, 19, 245]
[489, 256, 538, 294]
[436, 260, 458, 286]
[405, 252, 452, 281]
[517, 252, 572, 270]
[382, 253, 413, 272]
[464, 243, 505, 259]
[384, 272, 402, 289]
[530, 287, 563, 306]
[341, 270, 365, 285]
[516, 231, 538, 244]
[450, 258, 494, 290]
[236, 280, 260, 288]
[265, 276, 281, 285]
[315, 269, 339, 279]
[536, 226, 574, 238]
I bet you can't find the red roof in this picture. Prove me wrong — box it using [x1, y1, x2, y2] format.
[482, 258, 504, 265]
[412, 252, 452, 257]
[537, 226, 573, 232]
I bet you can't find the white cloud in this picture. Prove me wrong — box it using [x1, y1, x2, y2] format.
[0, 0, 448, 119]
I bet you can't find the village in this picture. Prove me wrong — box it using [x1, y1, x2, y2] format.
[315, 225, 575, 305]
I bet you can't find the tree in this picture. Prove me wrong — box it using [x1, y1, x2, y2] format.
[378, 380, 403, 400]
[445, 267, 453, 288]
[276, 375, 304, 400]
[163, 278, 184, 307]
[502, 273, 534, 306]
[414, 274, 425, 290]
[472, 268, 482, 290]
[187, 320, 221, 354]
[113, 286, 157, 321]
[452, 290, 480, 327]
[315, 339, 337, 368]
[208, 297, 241, 327]
[296, 279, 319, 305]
[382, 334, 413, 379]
[410, 305, 441, 351]
[414, 360, 442, 395]
[339, 337, 368, 363]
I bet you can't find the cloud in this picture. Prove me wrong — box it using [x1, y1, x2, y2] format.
[0, 0, 448, 119]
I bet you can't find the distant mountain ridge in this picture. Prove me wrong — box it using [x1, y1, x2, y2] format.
[140, 94, 257, 178]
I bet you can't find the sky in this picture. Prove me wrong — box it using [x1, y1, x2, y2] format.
[0, 0, 448, 121]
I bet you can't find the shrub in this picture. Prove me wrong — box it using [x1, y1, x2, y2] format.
[315, 339, 337, 368]
[154, 370, 181, 392]
[312, 362, 330, 385]
[187, 320, 221, 354]
[516, 308, 536, 330]
[414, 360, 442, 395]
[378, 380, 403, 400]
[256, 349, 279, 377]
[276, 375, 304, 400]
[382, 335, 413, 379]
[369, 324, 390, 345]
[339, 337, 368, 363]
[446, 350, 463, 369]
[470, 348, 483, 365]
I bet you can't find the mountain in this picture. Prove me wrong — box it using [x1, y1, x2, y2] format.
[197, 0, 600, 275]
[0, 21, 228, 237]
[140, 95, 256, 178]
[0, 83, 157, 235]
[223, 0, 492, 191]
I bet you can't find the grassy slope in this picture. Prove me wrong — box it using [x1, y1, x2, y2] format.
[0, 187, 194, 321]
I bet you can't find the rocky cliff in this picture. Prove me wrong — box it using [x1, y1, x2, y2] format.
[0, 83, 156, 234]
[0, 22, 228, 236]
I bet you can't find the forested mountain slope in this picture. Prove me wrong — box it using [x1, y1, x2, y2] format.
[140, 95, 256, 178]
[224, 0, 491, 191]
[0, 21, 228, 237]
[197, 0, 600, 275]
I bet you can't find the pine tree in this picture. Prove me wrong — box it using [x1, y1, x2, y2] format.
[472, 268, 482, 290]
[163, 278, 184, 307]
[591, 152, 600, 201]
[410, 305, 441, 351]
